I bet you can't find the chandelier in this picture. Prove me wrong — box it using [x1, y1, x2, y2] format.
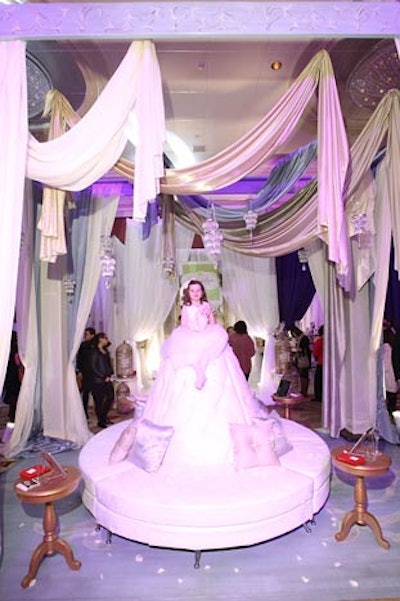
[63, 273, 76, 302]
[297, 248, 308, 271]
[202, 205, 223, 268]
[243, 207, 258, 236]
[100, 235, 116, 289]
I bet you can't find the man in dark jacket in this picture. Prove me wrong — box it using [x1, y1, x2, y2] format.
[76, 327, 96, 418]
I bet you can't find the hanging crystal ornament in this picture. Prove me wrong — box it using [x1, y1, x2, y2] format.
[100, 235, 116, 289]
[63, 273, 76, 302]
[297, 248, 308, 271]
[243, 208, 258, 234]
[162, 256, 175, 276]
[202, 204, 223, 268]
[351, 212, 369, 248]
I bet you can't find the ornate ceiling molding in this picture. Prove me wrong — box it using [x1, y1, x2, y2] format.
[0, 2, 399, 40]
[347, 39, 400, 110]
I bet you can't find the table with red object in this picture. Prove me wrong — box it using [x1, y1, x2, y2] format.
[14, 466, 81, 588]
[331, 445, 391, 549]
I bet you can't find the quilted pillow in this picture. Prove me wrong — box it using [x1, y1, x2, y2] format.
[109, 420, 137, 465]
[255, 410, 293, 457]
[230, 420, 280, 470]
[130, 418, 175, 473]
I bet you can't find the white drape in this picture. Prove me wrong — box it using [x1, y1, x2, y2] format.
[113, 221, 194, 387]
[0, 41, 27, 389]
[221, 248, 279, 398]
[26, 41, 164, 225]
[9, 181, 40, 456]
[64, 186, 120, 447]
[307, 237, 376, 436]
[371, 160, 393, 353]
[299, 293, 324, 333]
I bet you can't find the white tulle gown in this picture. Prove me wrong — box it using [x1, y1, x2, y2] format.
[141, 303, 262, 473]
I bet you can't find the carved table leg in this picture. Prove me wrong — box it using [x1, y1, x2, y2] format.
[21, 501, 81, 588]
[335, 475, 390, 549]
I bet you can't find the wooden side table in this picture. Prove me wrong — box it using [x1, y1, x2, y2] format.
[14, 465, 82, 588]
[272, 393, 304, 419]
[331, 446, 391, 550]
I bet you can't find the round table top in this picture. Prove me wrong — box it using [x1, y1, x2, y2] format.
[14, 465, 81, 504]
[331, 445, 391, 477]
[272, 393, 305, 406]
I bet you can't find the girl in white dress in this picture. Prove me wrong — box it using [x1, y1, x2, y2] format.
[162, 280, 228, 389]
[141, 279, 260, 469]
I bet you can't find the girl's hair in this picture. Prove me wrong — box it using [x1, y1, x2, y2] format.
[182, 280, 207, 305]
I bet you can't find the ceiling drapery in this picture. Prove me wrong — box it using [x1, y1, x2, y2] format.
[26, 40, 165, 224]
[117, 49, 351, 289]
[14, 38, 400, 308]
[174, 140, 317, 220]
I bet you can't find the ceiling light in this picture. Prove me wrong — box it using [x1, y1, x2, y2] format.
[271, 61, 282, 71]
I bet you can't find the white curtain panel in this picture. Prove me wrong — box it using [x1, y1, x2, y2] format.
[220, 248, 279, 398]
[9, 182, 40, 456]
[113, 220, 193, 387]
[299, 293, 324, 333]
[371, 159, 394, 354]
[26, 40, 165, 247]
[0, 41, 28, 391]
[341, 251, 376, 434]
[63, 186, 120, 447]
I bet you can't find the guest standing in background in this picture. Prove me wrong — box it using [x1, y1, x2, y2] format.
[76, 327, 96, 418]
[229, 320, 256, 381]
[312, 325, 324, 402]
[290, 325, 312, 397]
[87, 332, 115, 429]
[2, 330, 23, 422]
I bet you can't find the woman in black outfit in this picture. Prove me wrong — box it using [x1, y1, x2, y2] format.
[87, 332, 114, 428]
[290, 325, 312, 397]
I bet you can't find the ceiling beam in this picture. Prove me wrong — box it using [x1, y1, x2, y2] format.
[0, 2, 399, 41]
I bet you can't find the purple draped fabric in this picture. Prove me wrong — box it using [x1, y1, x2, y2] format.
[276, 251, 316, 326]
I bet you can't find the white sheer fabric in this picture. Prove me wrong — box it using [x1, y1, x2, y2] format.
[27, 40, 164, 235]
[91, 277, 116, 346]
[298, 293, 324, 333]
[371, 160, 393, 354]
[64, 186, 120, 448]
[0, 41, 27, 388]
[10, 182, 40, 456]
[113, 221, 194, 387]
[9, 186, 120, 455]
[316, 55, 349, 287]
[220, 248, 279, 398]
[342, 245, 376, 434]
[307, 237, 377, 436]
